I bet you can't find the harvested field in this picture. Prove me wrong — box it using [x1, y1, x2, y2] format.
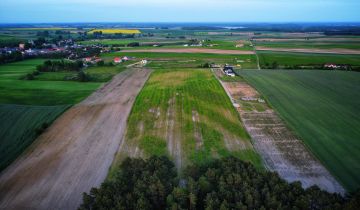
[214, 68, 344, 194]
[0, 68, 151, 210]
[256, 46, 360, 54]
[121, 48, 255, 54]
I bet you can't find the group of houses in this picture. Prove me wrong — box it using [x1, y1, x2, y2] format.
[113, 56, 130, 63]
[83, 56, 103, 64]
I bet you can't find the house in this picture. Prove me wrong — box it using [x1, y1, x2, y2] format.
[122, 56, 129, 61]
[223, 65, 236, 77]
[84, 57, 92, 62]
[114, 57, 122, 63]
[19, 43, 25, 50]
[324, 63, 339, 69]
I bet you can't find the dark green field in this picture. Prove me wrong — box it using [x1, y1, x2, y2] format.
[258, 51, 360, 67]
[238, 70, 360, 191]
[255, 41, 360, 50]
[0, 104, 69, 170]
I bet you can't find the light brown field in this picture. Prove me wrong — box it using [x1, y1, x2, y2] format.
[0, 68, 151, 210]
[121, 48, 255, 54]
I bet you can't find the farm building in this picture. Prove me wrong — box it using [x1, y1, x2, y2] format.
[223, 65, 236, 77]
[114, 57, 122, 63]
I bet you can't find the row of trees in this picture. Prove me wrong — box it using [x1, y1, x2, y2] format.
[79, 156, 359, 210]
[261, 62, 360, 71]
[36, 60, 83, 72]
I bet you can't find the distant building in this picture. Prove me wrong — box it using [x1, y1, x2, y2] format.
[122, 56, 129, 61]
[19, 43, 25, 50]
[223, 65, 235, 77]
[324, 63, 338, 68]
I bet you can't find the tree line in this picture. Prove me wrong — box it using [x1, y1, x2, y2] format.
[79, 156, 359, 210]
[36, 60, 83, 72]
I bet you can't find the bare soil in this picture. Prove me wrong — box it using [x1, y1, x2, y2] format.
[0, 68, 151, 210]
[216, 70, 345, 194]
[121, 48, 255, 55]
[256, 46, 360, 55]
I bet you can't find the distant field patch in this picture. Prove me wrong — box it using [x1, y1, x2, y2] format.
[238, 70, 360, 192]
[0, 104, 69, 171]
[6, 28, 77, 31]
[258, 51, 360, 68]
[88, 29, 141, 34]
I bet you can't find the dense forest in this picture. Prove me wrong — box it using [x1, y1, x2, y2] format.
[79, 156, 359, 210]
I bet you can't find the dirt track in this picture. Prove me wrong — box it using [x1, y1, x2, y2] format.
[256, 46, 360, 54]
[0, 68, 151, 210]
[213, 69, 344, 194]
[121, 48, 255, 54]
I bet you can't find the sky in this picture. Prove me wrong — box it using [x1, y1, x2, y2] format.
[0, 0, 359, 23]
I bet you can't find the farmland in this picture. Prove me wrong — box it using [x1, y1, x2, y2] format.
[88, 29, 141, 34]
[111, 69, 262, 176]
[257, 51, 360, 68]
[0, 59, 102, 105]
[0, 59, 102, 171]
[238, 70, 360, 192]
[254, 40, 360, 50]
[102, 51, 258, 69]
[0, 104, 69, 171]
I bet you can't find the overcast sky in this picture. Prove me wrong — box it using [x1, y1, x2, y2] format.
[1, 0, 359, 23]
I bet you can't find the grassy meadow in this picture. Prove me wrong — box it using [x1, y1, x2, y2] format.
[238, 70, 360, 192]
[88, 29, 141, 34]
[112, 69, 262, 174]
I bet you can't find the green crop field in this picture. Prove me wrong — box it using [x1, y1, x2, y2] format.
[255, 41, 360, 50]
[238, 70, 360, 192]
[0, 59, 102, 105]
[0, 104, 69, 171]
[102, 52, 257, 69]
[258, 51, 360, 67]
[113, 69, 262, 174]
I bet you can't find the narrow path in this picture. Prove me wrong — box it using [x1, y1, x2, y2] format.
[250, 40, 261, 70]
[212, 68, 344, 194]
[0, 68, 151, 210]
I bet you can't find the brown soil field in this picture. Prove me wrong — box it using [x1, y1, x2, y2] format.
[0, 68, 151, 210]
[121, 48, 255, 54]
[256, 46, 360, 54]
[214, 68, 344, 194]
